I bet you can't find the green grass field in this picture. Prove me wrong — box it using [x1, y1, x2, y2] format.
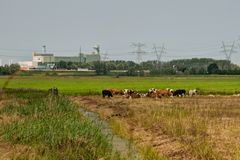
[1, 75, 240, 95]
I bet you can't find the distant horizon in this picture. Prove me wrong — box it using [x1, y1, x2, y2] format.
[1, 0, 240, 64]
[3, 53, 239, 67]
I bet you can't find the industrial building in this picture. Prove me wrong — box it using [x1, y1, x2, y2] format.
[53, 53, 100, 63]
[19, 48, 101, 70]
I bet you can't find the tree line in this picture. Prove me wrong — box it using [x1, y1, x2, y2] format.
[1, 59, 238, 76]
[54, 58, 240, 76]
[0, 64, 20, 75]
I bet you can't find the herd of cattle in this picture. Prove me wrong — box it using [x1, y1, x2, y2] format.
[102, 88, 198, 99]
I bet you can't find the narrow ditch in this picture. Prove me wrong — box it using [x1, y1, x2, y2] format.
[79, 108, 142, 160]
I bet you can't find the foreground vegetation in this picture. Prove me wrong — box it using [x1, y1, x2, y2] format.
[0, 90, 122, 159]
[1, 75, 240, 95]
[72, 96, 240, 160]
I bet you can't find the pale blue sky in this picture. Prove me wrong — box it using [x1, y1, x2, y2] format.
[0, 0, 240, 64]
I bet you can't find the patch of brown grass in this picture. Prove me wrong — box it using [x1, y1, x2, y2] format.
[0, 97, 32, 159]
[0, 98, 26, 125]
[71, 95, 240, 160]
[0, 142, 37, 160]
[0, 114, 23, 125]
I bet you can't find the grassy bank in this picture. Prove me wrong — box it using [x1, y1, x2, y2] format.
[0, 91, 123, 159]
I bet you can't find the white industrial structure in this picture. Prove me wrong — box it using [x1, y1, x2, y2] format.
[18, 46, 101, 70]
[18, 61, 33, 71]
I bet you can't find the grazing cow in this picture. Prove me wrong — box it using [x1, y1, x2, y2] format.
[123, 89, 128, 95]
[173, 89, 186, 97]
[122, 89, 142, 99]
[156, 89, 173, 97]
[123, 89, 134, 95]
[233, 94, 240, 97]
[102, 89, 113, 98]
[146, 88, 173, 98]
[189, 89, 198, 97]
[127, 92, 142, 99]
[208, 94, 215, 97]
[108, 89, 124, 95]
[145, 88, 157, 98]
[148, 88, 157, 93]
[146, 91, 161, 98]
[166, 88, 174, 94]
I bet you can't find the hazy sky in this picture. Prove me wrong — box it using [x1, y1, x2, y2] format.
[0, 0, 240, 64]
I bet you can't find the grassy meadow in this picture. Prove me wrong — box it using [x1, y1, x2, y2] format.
[1, 75, 240, 95]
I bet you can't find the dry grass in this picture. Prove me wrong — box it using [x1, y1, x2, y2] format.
[0, 143, 38, 160]
[0, 96, 33, 160]
[71, 95, 240, 160]
[0, 98, 28, 126]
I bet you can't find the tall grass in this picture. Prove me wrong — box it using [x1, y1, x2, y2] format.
[0, 94, 123, 160]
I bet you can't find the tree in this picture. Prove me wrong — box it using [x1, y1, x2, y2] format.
[0, 64, 20, 75]
[207, 63, 219, 74]
[93, 61, 110, 75]
[9, 64, 20, 74]
[198, 67, 207, 74]
[127, 67, 137, 76]
[58, 61, 67, 69]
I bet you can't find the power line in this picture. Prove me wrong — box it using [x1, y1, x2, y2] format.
[101, 52, 109, 61]
[0, 48, 40, 52]
[153, 44, 166, 69]
[42, 45, 47, 54]
[0, 48, 77, 53]
[168, 47, 219, 52]
[220, 41, 238, 61]
[238, 36, 240, 50]
[0, 40, 238, 63]
[163, 52, 221, 58]
[130, 42, 146, 64]
[0, 54, 30, 58]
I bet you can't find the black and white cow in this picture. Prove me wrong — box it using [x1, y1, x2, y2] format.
[173, 89, 186, 97]
[102, 89, 113, 98]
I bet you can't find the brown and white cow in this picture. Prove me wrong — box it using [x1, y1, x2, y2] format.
[108, 89, 124, 95]
[155, 89, 173, 97]
[127, 92, 142, 99]
[146, 88, 173, 98]
[123, 89, 134, 95]
[123, 89, 143, 99]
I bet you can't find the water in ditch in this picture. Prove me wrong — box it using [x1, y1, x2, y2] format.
[79, 108, 142, 160]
